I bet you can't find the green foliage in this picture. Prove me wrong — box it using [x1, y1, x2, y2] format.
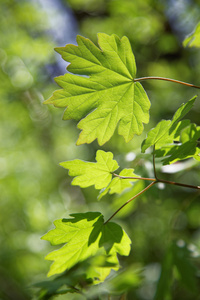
[158, 122, 200, 165]
[141, 96, 200, 164]
[60, 149, 139, 199]
[141, 97, 196, 152]
[42, 212, 131, 278]
[0, 1, 59, 298]
[35, 262, 142, 299]
[2, 1, 200, 299]
[45, 33, 150, 145]
[154, 242, 197, 300]
[60, 150, 119, 190]
[183, 22, 200, 48]
[42, 31, 200, 299]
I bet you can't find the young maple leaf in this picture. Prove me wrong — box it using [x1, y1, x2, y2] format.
[60, 150, 119, 190]
[60, 150, 140, 199]
[141, 96, 200, 165]
[42, 212, 131, 277]
[45, 33, 150, 145]
[141, 97, 196, 152]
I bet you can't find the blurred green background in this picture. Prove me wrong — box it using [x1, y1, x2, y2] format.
[0, 0, 200, 299]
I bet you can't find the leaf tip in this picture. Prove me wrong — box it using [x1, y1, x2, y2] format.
[43, 96, 53, 105]
[76, 139, 84, 146]
[59, 161, 65, 167]
[54, 47, 65, 55]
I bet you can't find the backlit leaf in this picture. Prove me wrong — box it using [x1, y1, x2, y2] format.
[161, 123, 200, 165]
[60, 150, 119, 190]
[141, 120, 171, 153]
[183, 22, 200, 48]
[45, 33, 150, 145]
[171, 96, 196, 124]
[141, 97, 197, 153]
[42, 212, 131, 277]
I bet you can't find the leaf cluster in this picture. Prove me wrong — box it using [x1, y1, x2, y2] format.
[41, 28, 200, 299]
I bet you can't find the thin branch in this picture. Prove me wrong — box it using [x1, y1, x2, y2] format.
[104, 181, 157, 224]
[113, 173, 156, 182]
[134, 76, 200, 89]
[113, 173, 200, 189]
[158, 178, 200, 190]
[108, 149, 200, 223]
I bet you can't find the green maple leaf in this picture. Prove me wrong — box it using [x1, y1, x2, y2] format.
[60, 150, 119, 190]
[161, 123, 200, 165]
[141, 96, 197, 153]
[141, 119, 172, 152]
[42, 212, 131, 277]
[60, 150, 140, 199]
[45, 33, 150, 145]
[183, 22, 200, 48]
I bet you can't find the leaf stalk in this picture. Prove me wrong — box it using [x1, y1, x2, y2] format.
[108, 163, 199, 223]
[104, 181, 157, 224]
[113, 173, 200, 190]
[113, 173, 155, 182]
[134, 76, 200, 89]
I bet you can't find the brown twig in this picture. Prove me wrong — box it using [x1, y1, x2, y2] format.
[104, 181, 157, 224]
[106, 163, 200, 223]
[134, 76, 200, 89]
